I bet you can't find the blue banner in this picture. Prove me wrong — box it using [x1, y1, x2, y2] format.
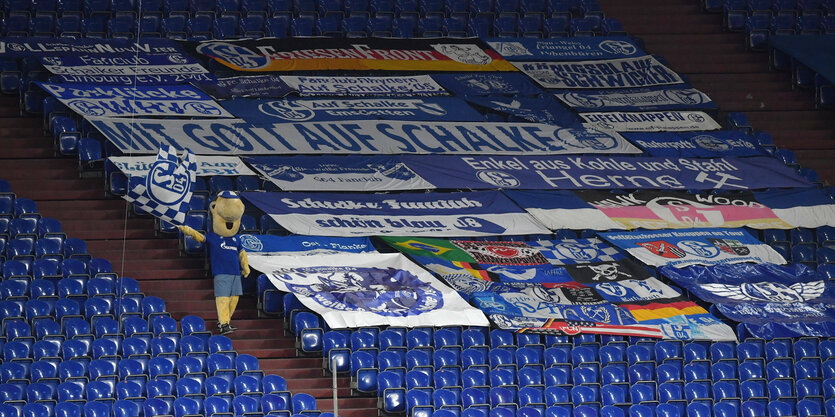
[238, 234, 375, 254]
[462, 95, 579, 125]
[244, 155, 434, 191]
[193, 75, 294, 99]
[432, 73, 543, 97]
[554, 86, 716, 111]
[626, 131, 766, 157]
[37, 83, 231, 118]
[401, 155, 810, 190]
[40, 54, 213, 85]
[662, 263, 835, 338]
[0, 37, 181, 57]
[600, 228, 786, 267]
[770, 35, 835, 84]
[223, 97, 484, 123]
[241, 190, 550, 237]
[486, 37, 646, 61]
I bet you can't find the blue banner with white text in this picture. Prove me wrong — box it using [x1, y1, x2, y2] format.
[626, 131, 766, 157]
[462, 95, 580, 125]
[400, 155, 810, 190]
[242, 190, 550, 237]
[432, 72, 544, 97]
[192, 75, 294, 99]
[0, 37, 181, 57]
[486, 37, 646, 61]
[223, 97, 484, 123]
[662, 263, 835, 338]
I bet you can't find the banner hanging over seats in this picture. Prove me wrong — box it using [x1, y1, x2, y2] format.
[580, 111, 721, 132]
[554, 86, 716, 112]
[40, 53, 214, 85]
[109, 155, 254, 176]
[661, 263, 835, 338]
[221, 97, 484, 123]
[37, 83, 232, 118]
[383, 236, 736, 340]
[486, 37, 646, 61]
[241, 190, 550, 237]
[184, 37, 517, 72]
[238, 235, 375, 255]
[89, 118, 641, 155]
[245, 155, 434, 191]
[625, 131, 766, 157]
[0, 37, 182, 57]
[600, 228, 787, 267]
[248, 252, 490, 329]
[431, 73, 543, 97]
[192, 75, 295, 99]
[513, 56, 685, 89]
[282, 75, 448, 97]
[506, 188, 835, 230]
[399, 155, 810, 190]
[461, 96, 579, 125]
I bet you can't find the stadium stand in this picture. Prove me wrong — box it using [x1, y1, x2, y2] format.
[0, 0, 834, 417]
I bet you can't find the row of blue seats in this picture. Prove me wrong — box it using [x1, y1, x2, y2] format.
[718, 0, 835, 25]
[745, 14, 835, 50]
[0, 0, 606, 21]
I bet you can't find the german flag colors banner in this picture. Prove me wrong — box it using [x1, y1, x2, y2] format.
[184, 37, 518, 72]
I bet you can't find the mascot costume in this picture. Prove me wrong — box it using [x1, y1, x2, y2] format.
[179, 190, 250, 334]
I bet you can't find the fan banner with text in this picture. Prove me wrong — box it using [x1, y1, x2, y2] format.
[382, 236, 736, 340]
[184, 37, 517, 72]
[600, 228, 787, 268]
[241, 190, 549, 237]
[247, 252, 489, 329]
[505, 188, 835, 230]
[237, 235, 375, 255]
[662, 263, 835, 338]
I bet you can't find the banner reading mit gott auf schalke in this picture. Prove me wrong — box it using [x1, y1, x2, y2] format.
[186, 37, 517, 72]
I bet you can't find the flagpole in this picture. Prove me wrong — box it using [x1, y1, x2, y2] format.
[332, 355, 338, 417]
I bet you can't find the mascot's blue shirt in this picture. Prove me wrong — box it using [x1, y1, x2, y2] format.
[206, 232, 242, 276]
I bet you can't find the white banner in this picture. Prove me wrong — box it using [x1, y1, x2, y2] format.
[109, 155, 255, 176]
[89, 117, 642, 155]
[581, 111, 721, 132]
[249, 252, 489, 328]
[281, 75, 448, 96]
[38, 83, 232, 118]
[513, 56, 684, 89]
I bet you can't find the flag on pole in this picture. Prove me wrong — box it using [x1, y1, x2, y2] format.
[124, 145, 195, 225]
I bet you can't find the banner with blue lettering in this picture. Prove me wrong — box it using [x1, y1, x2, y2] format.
[37, 83, 232, 118]
[245, 155, 434, 191]
[89, 118, 642, 155]
[432, 73, 543, 97]
[247, 252, 490, 328]
[0, 37, 181, 57]
[40, 53, 213, 85]
[514, 56, 685, 89]
[661, 263, 835, 338]
[282, 75, 448, 96]
[462, 95, 579, 125]
[600, 228, 787, 268]
[400, 155, 810, 190]
[486, 37, 646, 61]
[626, 131, 766, 157]
[223, 97, 483, 123]
[238, 235, 375, 255]
[554, 86, 716, 111]
[581, 111, 721, 132]
[242, 190, 549, 237]
[192, 75, 294, 99]
[109, 155, 254, 177]
[505, 188, 835, 231]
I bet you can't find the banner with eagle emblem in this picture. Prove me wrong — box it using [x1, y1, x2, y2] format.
[662, 263, 835, 338]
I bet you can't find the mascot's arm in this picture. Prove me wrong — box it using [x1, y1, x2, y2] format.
[177, 225, 206, 243]
[239, 250, 250, 277]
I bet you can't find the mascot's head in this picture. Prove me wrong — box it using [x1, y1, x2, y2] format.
[210, 190, 245, 237]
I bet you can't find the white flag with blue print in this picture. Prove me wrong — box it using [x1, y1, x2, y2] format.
[124, 145, 196, 225]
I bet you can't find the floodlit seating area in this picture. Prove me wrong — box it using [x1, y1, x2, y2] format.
[1, 0, 835, 416]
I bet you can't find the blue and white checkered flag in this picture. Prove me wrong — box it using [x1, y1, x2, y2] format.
[124, 146, 196, 226]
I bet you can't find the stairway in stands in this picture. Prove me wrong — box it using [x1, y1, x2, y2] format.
[0, 95, 376, 416]
[599, 0, 835, 184]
